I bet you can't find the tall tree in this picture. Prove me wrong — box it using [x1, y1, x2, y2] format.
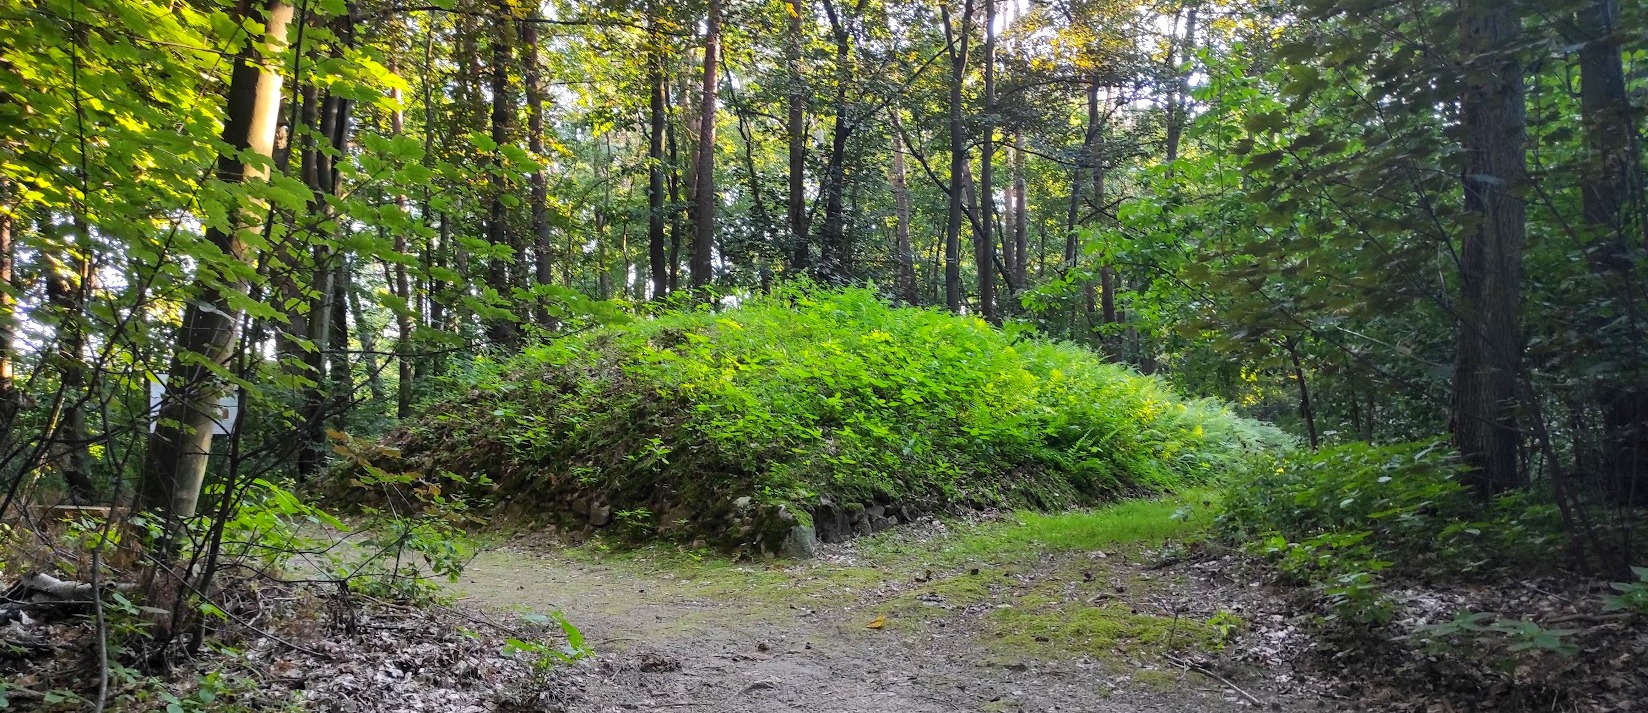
[1451, 0, 1529, 495]
[890, 111, 916, 304]
[977, 0, 997, 322]
[140, 0, 295, 533]
[525, 13, 552, 291]
[786, 0, 810, 271]
[942, 0, 973, 313]
[817, 0, 852, 278]
[648, 9, 670, 299]
[485, 4, 517, 344]
[691, 0, 722, 289]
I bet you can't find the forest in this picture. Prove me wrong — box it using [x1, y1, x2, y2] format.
[1, 0, 1646, 709]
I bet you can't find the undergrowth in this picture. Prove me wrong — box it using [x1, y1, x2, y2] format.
[366, 287, 1289, 551]
[1218, 438, 1568, 626]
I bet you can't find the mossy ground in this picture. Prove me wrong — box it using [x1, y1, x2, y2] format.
[465, 493, 1242, 668]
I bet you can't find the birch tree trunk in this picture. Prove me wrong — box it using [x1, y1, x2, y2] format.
[140, 0, 294, 535]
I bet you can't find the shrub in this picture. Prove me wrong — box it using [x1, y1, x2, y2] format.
[1220, 439, 1567, 624]
[357, 287, 1289, 552]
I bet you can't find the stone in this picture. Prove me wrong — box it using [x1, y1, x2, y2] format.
[778, 526, 817, 558]
[588, 501, 612, 527]
[811, 503, 850, 543]
[733, 496, 753, 509]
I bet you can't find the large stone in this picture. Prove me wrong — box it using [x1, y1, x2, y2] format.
[779, 525, 817, 558]
[588, 501, 612, 527]
[810, 503, 851, 543]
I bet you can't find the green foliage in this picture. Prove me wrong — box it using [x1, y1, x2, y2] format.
[1604, 567, 1648, 615]
[389, 287, 1286, 548]
[502, 611, 592, 671]
[1220, 440, 1566, 625]
[1414, 611, 1582, 660]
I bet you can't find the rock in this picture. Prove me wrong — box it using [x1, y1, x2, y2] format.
[870, 515, 897, 533]
[733, 496, 753, 509]
[811, 503, 851, 543]
[777, 505, 795, 523]
[659, 503, 693, 532]
[864, 504, 885, 521]
[588, 501, 612, 528]
[779, 526, 817, 558]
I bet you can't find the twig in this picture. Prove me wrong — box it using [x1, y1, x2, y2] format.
[1163, 653, 1264, 708]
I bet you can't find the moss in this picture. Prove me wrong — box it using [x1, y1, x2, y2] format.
[984, 600, 1222, 660]
[1131, 668, 1188, 691]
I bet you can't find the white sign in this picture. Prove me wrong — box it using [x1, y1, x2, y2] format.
[148, 375, 239, 435]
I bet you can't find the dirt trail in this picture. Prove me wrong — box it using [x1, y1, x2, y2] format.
[449, 526, 1318, 713]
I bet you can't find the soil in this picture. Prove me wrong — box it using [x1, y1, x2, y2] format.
[450, 522, 1326, 713]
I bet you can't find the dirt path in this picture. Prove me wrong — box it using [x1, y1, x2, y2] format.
[449, 519, 1320, 713]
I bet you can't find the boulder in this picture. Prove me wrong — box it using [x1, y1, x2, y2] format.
[588, 501, 612, 527]
[779, 526, 817, 558]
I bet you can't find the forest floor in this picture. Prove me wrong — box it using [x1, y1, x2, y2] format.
[442, 499, 1328, 713]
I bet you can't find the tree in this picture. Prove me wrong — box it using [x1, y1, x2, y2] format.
[976, 0, 997, 323]
[691, 0, 723, 289]
[1450, 0, 1529, 495]
[942, 0, 973, 313]
[140, 0, 296, 535]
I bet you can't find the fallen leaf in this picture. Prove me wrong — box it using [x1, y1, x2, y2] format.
[866, 615, 887, 629]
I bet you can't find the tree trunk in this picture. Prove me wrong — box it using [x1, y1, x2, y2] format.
[690, 0, 722, 290]
[140, 0, 294, 535]
[942, 0, 972, 313]
[1451, 0, 1528, 496]
[786, 0, 810, 272]
[1576, 0, 1647, 501]
[0, 185, 16, 445]
[647, 12, 670, 300]
[1011, 133, 1028, 292]
[890, 111, 917, 304]
[667, 86, 684, 292]
[1287, 338, 1319, 450]
[818, 0, 853, 280]
[43, 223, 94, 504]
[976, 0, 997, 323]
[1163, 4, 1197, 168]
[485, 6, 517, 345]
[389, 70, 415, 420]
[524, 15, 552, 291]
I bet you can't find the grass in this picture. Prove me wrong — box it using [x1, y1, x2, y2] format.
[864, 490, 1219, 567]
[377, 287, 1288, 552]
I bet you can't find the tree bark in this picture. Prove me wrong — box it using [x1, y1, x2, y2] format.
[140, 0, 294, 535]
[890, 111, 916, 304]
[1575, 0, 1646, 500]
[524, 15, 552, 291]
[1286, 337, 1319, 450]
[976, 0, 997, 323]
[818, 0, 853, 280]
[485, 5, 517, 345]
[690, 0, 722, 290]
[1451, 0, 1528, 496]
[647, 11, 670, 300]
[389, 68, 415, 420]
[1011, 133, 1028, 292]
[43, 221, 94, 504]
[786, 0, 810, 272]
[1163, 4, 1197, 168]
[0, 186, 16, 443]
[942, 0, 972, 313]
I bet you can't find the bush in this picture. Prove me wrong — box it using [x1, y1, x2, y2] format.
[1219, 439, 1566, 624]
[359, 287, 1289, 552]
